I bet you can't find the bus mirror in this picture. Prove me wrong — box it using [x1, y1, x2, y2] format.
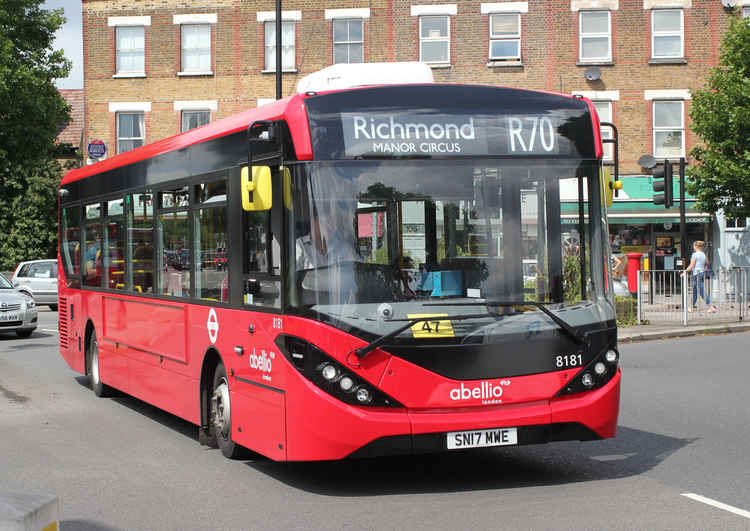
[241, 166, 273, 211]
[601, 168, 622, 208]
[282, 166, 293, 210]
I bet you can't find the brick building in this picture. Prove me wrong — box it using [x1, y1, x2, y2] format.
[81, 0, 750, 268]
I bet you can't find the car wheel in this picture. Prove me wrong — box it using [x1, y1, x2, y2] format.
[88, 330, 112, 397]
[49, 304, 58, 312]
[16, 329, 33, 338]
[210, 363, 249, 459]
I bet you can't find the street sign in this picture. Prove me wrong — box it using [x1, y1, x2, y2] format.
[87, 139, 106, 159]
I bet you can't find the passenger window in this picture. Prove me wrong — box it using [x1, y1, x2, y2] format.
[127, 192, 154, 293]
[158, 211, 190, 297]
[105, 198, 127, 290]
[17, 264, 31, 278]
[61, 206, 81, 288]
[160, 186, 190, 209]
[243, 203, 280, 308]
[83, 203, 103, 287]
[194, 205, 228, 302]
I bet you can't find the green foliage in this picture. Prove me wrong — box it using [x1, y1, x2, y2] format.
[0, 159, 63, 269]
[615, 295, 640, 327]
[687, 14, 750, 218]
[563, 253, 581, 303]
[0, 0, 71, 270]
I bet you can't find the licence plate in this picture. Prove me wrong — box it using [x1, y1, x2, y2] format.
[0, 312, 19, 322]
[447, 427, 518, 449]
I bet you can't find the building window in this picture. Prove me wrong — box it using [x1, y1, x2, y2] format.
[182, 110, 210, 132]
[116, 26, 145, 74]
[579, 10, 611, 62]
[742, 6, 749, 18]
[333, 19, 364, 64]
[489, 13, 521, 60]
[419, 16, 450, 63]
[181, 24, 211, 73]
[117, 113, 145, 154]
[652, 9, 683, 59]
[726, 217, 747, 229]
[653, 100, 684, 158]
[593, 101, 613, 161]
[264, 21, 295, 71]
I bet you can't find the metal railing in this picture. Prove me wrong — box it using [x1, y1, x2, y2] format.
[636, 267, 750, 325]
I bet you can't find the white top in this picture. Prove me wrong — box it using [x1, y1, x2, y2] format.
[296, 62, 434, 94]
[690, 250, 708, 276]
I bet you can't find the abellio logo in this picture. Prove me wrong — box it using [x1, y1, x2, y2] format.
[249, 347, 274, 381]
[449, 380, 511, 405]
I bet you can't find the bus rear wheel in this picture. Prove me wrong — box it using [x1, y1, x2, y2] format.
[87, 329, 112, 397]
[210, 363, 248, 459]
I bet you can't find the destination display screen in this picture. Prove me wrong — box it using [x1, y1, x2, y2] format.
[305, 85, 597, 160]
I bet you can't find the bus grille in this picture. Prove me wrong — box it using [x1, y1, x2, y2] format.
[58, 297, 68, 348]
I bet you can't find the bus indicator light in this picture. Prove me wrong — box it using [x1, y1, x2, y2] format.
[581, 373, 594, 387]
[594, 362, 607, 376]
[321, 364, 338, 381]
[340, 376, 355, 392]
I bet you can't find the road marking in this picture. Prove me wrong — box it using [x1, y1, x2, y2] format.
[41, 329, 59, 333]
[681, 493, 750, 519]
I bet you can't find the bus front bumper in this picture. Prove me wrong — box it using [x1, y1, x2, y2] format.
[286, 369, 620, 461]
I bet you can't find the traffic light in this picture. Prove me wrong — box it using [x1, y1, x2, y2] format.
[652, 159, 673, 208]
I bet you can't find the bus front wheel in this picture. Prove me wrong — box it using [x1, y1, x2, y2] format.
[210, 363, 247, 459]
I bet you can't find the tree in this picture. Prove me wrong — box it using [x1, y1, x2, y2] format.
[0, 0, 71, 270]
[687, 13, 750, 219]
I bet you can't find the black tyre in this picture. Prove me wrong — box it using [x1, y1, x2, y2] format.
[16, 329, 33, 338]
[87, 329, 112, 397]
[49, 304, 58, 312]
[210, 363, 249, 459]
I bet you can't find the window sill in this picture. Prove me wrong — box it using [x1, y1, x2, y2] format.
[576, 61, 614, 67]
[725, 227, 748, 232]
[261, 69, 299, 74]
[113, 72, 146, 78]
[487, 60, 523, 68]
[426, 63, 452, 69]
[649, 58, 688, 65]
[177, 71, 214, 77]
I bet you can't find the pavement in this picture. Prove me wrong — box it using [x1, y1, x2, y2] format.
[618, 319, 750, 343]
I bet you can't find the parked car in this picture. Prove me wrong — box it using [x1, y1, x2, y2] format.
[12, 259, 58, 311]
[0, 272, 37, 338]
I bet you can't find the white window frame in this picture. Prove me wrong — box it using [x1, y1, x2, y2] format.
[419, 15, 451, 64]
[578, 10, 612, 63]
[181, 110, 211, 132]
[726, 217, 748, 230]
[116, 112, 145, 154]
[179, 24, 212, 75]
[333, 18, 364, 64]
[593, 100, 614, 161]
[264, 21, 296, 72]
[489, 13, 521, 60]
[652, 100, 685, 158]
[115, 26, 145, 77]
[742, 6, 749, 18]
[651, 9, 683, 59]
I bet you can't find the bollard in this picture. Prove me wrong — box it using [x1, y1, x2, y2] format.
[0, 492, 59, 531]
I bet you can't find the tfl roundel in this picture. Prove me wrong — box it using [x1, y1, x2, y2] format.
[87, 139, 106, 159]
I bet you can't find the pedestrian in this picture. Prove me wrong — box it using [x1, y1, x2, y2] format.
[681, 241, 717, 313]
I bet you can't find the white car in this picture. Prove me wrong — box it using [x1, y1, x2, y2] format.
[12, 259, 58, 311]
[0, 273, 38, 338]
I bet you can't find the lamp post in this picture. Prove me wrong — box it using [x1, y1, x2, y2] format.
[275, 0, 282, 100]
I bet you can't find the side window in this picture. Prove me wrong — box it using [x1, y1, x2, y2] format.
[17, 264, 31, 279]
[157, 186, 190, 297]
[105, 198, 127, 290]
[194, 179, 228, 302]
[61, 206, 81, 288]
[127, 191, 154, 293]
[83, 203, 103, 287]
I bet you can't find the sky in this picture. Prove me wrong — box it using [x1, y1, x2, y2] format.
[44, 0, 83, 89]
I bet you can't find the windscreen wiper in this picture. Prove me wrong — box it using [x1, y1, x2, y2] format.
[354, 313, 495, 359]
[424, 300, 587, 346]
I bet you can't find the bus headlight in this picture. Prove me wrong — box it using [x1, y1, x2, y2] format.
[581, 373, 594, 387]
[605, 350, 617, 363]
[594, 362, 607, 376]
[276, 334, 402, 408]
[556, 345, 619, 397]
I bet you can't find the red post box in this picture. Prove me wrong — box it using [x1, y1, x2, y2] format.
[626, 252, 643, 295]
